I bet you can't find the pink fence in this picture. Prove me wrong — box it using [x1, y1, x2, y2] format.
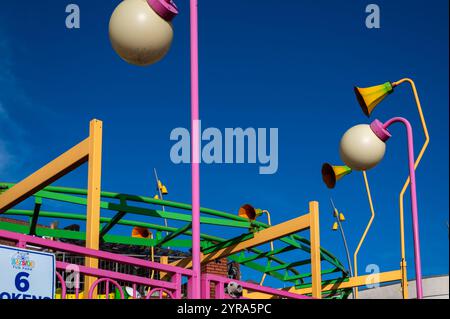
[0, 229, 191, 299]
[1, 229, 311, 300]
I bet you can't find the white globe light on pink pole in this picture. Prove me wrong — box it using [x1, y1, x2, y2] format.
[108, 0, 202, 299]
[339, 118, 424, 299]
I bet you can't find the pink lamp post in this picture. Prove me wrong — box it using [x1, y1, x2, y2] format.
[340, 118, 424, 299]
[109, 0, 202, 298]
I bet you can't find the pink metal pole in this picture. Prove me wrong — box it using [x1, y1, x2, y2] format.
[371, 117, 423, 299]
[190, 0, 201, 299]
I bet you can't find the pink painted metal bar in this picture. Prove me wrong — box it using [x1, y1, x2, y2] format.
[55, 271, 66, 299]
[214, 281, 225, 299]
[171, 273, 183, 299]
[203, 274, 313, 299]
[371, 117, 423, 299]
[190, 0, 201, 299]
[0, 229, 193, 276]
[200, 276, 210, 299]
[88, 278, 124, 299]
[146, 288, 174, 299]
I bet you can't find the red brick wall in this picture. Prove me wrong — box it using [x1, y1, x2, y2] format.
[201, 258, 229, 298]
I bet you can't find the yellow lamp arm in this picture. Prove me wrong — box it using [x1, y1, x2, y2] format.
[259, 210, 274, 285]
[353, 171, 376, 299]
[392, 78, 430, 299]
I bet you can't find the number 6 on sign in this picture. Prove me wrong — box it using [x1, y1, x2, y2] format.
[15, 272, 30, 292]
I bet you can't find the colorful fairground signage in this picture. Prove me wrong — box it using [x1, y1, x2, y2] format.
[0, 245, 55, 299]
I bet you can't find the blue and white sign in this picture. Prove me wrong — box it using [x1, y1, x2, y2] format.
[0, 245, 55, 299]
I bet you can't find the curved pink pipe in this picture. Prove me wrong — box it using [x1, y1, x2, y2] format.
[88, 278, 124, 300]
[146, 288, 174, 299]
[372, 117, 423, 299]
[55, 272, 66, 299]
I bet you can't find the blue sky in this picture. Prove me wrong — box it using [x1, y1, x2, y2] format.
[0, 0, 448, 287]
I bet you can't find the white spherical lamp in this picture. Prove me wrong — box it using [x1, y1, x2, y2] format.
[109, 0, 178, 66]
[339, 124, 386, 171]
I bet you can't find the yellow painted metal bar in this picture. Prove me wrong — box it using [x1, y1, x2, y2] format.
[353, 171, 376, 299]
[170, 213, 311, 269]
[392, 78, 429, 300]
[259, 210, 274, 286]
[309, 201, 322, 299]
[0, 139, 89, 213]
[160, 256, 169, 280]
[84, 119, 103, 299]
[286, 270, 403, 295]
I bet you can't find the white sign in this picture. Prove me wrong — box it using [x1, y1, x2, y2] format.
[0, 245, 55, 299]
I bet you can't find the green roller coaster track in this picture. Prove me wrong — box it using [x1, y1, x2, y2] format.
[0, 182, 351, 299]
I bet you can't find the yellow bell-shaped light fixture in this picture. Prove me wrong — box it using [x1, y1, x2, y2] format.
[160, 185, 168, 195]
[154, 194, 160, 200]
[238, 204, 263, 221]
[354, 82, 394, 116]
[339, 213, 346, 222]
[322, 163, 352, 189]
[332, 222, 339, 231]
[157, 180, 169, 195]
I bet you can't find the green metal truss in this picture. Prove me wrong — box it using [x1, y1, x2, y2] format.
[0, 182, 351, 298]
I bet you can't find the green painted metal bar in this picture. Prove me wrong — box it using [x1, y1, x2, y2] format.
[100, 196, 127, 238]
[236, 245, 297, 264]
[0, 219, 293, 282]
[265, 259, 315, 273]
[28, 197, 42, 236]
[294, 277, 350, 289]
[22, 190, 338, 273]
[33, 189, 252, 229]
[156, 222, 192, 247]
[100, 211, 126, 239]
[0, 183, 346, 273]
[1, 211, 297, 281]
[2, 209, 303, 279]
[0, 221, 193, 248]
[284, 267, 342, 282]
[227, 255, 288, 283]
[201, 232, 255, 254]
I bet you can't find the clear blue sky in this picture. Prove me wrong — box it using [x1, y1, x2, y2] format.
[0, 0, 448, 286]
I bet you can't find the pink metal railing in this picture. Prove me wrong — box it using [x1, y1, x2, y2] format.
[1, 229, 312, 300]
[0, 229, 192, 299]
[201, 274, 312, 299]
[88, 278, 124, 299]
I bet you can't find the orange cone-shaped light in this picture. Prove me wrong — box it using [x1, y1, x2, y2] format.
[238, 204, 263, 221]
[132, 226, 152, 239]
[354, 82, 394, 116]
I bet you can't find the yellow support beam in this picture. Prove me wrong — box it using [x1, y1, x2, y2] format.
[309, 201, 322, 299]
[160, 256, 169, 280]
[84, 119, 103, 299]
[170, 213, 311, 269]
[286, 270, 403, 296]
[0, 139, 89, 213]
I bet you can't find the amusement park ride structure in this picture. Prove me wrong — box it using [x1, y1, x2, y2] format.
[0, 0, 429, 300]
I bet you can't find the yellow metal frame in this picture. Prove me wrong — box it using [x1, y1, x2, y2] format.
[353, 171, 376, 298]
[179, 201, 323, 299]
[259, 209, 274, 286]
[84, 119, 103, 298]
[0, 119, 103, 299]
[286, 270, 403, 296]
